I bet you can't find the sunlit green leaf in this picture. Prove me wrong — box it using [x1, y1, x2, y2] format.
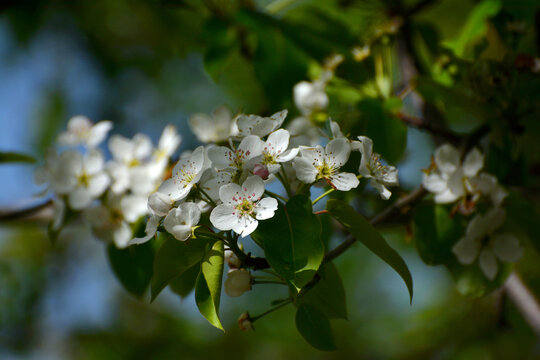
[195, 240, 224, 331]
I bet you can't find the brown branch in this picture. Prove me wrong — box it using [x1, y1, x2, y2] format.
[0, 199, 53, 222]
[324, 186, 428, 263]
[504, 272, 540, 336]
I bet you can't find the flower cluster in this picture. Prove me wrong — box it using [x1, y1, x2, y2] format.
[35, 116, 180, 248]
[423, 143, 522, 279]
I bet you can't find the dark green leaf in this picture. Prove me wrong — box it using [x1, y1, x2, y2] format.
[195, 240, 224, 331]
[327, 199, 413, 303]
[295, 304, 337, 351]
[299, 263, 347, 320]
[107, 240, 158, 298]
[169, 263, 200, 299]
[151, 233, 210, 301]
[0, 152, 36, 164]
[251, 195, 324, 290]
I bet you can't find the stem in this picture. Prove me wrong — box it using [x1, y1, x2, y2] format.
[312, 187, 336, 206]
[264, 190, 288, 203]
[196, 231, 227, 242]
[279, 164, 293, 198]
[504, 272, 540, 337]
[250, 299, 292, 322]
[196, 185, 217, 207]
[0, 199, 53, 221]
[252, 280, 287, 285]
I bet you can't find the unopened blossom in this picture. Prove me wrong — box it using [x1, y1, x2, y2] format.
[60, 150, 110, 210]
[57, 115, 112, 148]
[208, 135, 264, 177]
[257, 129, 299, 174]
[189, 106, 238, 143]
[294, 80, 328, 116]
[292, 138, 359, 191]
[225, 269, 252, 297]
[423, 144, 490, 205]
[210, 176, 278, 237]
[452, 208, 523, 280]
[159, 146, 207, 202]
[163, 202, 201, 241]
[225, 248, 242, 269]
[357, 136, 398, 200]
[237, 312, 253, 331]
[236, 110, 288, 138]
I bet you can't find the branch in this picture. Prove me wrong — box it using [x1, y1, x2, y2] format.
[0, 199, 53, 222]
[504, 272, 540, 336]
[398, 112, 461, 144]
[324, 186, 428, 263]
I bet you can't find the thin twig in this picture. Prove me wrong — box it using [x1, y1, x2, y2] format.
[0, 199, 53, 221]
[504, 272, 540, 336]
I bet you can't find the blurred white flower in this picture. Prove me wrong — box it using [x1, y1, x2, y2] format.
[452, 207, 523, 280]
[292, 138, 359, 191]
[357, 136, 398, 200]
[224, 269, 252, 297]
[151, 125, 181, 172]
[286, 117, 321, 147]
[163, 202, 201, 241]
[57, 115, 112, 148]
[236, 110, 288, 138]
[210, 176, 278, 237]
[189, 106, 238, 143]
[294, 80, 328, 116]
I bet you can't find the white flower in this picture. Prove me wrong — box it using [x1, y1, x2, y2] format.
[199, 169, 233, 203]
[148, 190, 173, 217]
[286, 116, 321, 147]
[189, 106, 238, 143]
[34, 149, 77, 194]
[208, 135, 264, 175]
[236, 110, 288, 138]
[57, 115, 112, 148]
[224, 269, 252, 297]
[163, 202, 201, 241]
[294, 80, 328, 116]
[59, 150, 110, 210]
[257, 129, 298, 174]
[159, 146, 207, 202]
[452, 208, 523, 280]
[357, 136, 398, 200]
[210, 176, 278, 237]
[151, 125, 181, 171]
[423, 144, 497, 205]
[128, 214, 161, 246]
[292, 138, 359, 191]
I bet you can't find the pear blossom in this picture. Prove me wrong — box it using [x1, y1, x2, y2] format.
[163, 202, 201, 241]
[159, 146, 207, 202]
[59, 150, 110, 210]
[292, 138, 359, 191]
[236, 110, 288, 138]
[189, 106, 238, 143]
[151, 125, 181, 172]
[225, 248, 242, 269]
[423, 144, 503, 206]
[452, 208, 523, 280]
[224, 269, 252, 297]
[294, 80, 328, 116]
[208, 135, 264, 176]
[57, 115, 112, 148]
[199, 169, 233, 202]
[210, 176, 278, 237]
[357, 136, 399, 200]
[34, 149, 77, 194]
[256, 129, 298, 174]
[286, 116, 321, 147]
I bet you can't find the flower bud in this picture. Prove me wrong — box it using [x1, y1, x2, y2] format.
[237, 312, 253, 331]
[225, 249, 242, 269]
[253, 164, 269, 180]
[225, 269, 252, 297]
[148, 191, 172, 217]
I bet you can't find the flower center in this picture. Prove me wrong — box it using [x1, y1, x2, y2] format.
[261, 152, 276, 165]
[235, 199, 255, 217]
[368, 154, 388, 177]
[78, 172, 90, 187]
[316, 161, 335, 179]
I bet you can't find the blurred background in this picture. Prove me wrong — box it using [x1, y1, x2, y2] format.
[1, 0, 540, 359]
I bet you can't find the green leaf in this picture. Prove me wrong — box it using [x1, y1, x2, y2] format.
[195, 240, 224, 331]
[327, 199, 413, 303]
[169, 263, 200, 299]
[412, 203, 466, 265]
[150, 233, 210, 301]
[0, 152, 36, 164]
[299, 263, 347, 320]
[295, 304, 337, 351]
[107, 240, 158, 298]
[251, 195, 324, 290]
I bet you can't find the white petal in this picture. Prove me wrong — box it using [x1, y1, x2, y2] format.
[113, 221, 132, 249]
[491, 233, 523, 262]
[380, 165, 399, 186]
[462, 148, 484, 177]
[179, 202, 202, 225]
[238, 135, 264, 161]
[87, 172, 110, 197]
[224, 269, 252, 297]
[357, 136, 373, 171]
[67, 115, 92, 133]
[255, 197, 278, 220]
[129, 166, 157, 195]
[52, 198, 65, 230]
[479, 249, 498, 280]
[299, 146, 324, 167]
[148, 191, 172, 216]
[242, 176, 265, 201]
[107, 162, 130, 194]
[434, 144, 460, 174]
[164, 207, 195, 241]
[121, 195, 148, 223]
[452, 237, 480, 264]
[128, 214, 160, 246]
[371, 180, 392, 200]
[423, 172, 447, 193]
[158, 125, 181, 155]
[325, 138, 350, 168]
[219, 182, 243, 204]
[132, 134, 153, 160]
[266, 129, 290, 155]
[330, 172, 359, 191]
[277, 148, 299, 162]
[269, 109, 288, 128]
[446, 168, 466, 199]
[84, 150, 105, 174]
[87, 120, 113, 148]
[109, 135, 133, 162]
[292, 157, 318, 184]
[210, 204, 239, 231]
[68, 187, 94, 210]
[208, 145, 234, 170]
[234, 215, 259, 237]
[482, 207, 506, 234]
[434, 188, 460, 204]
